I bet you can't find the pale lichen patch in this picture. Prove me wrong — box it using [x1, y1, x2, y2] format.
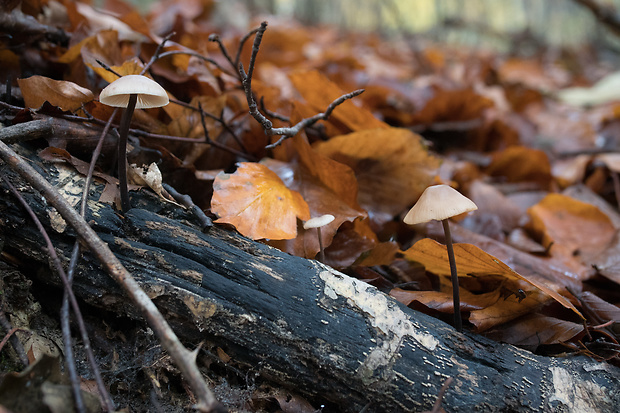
[319, 269, 439, 383]
[549, 366, 608, 412]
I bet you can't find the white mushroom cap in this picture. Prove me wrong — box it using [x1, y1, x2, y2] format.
[303, 214, 335, 229]
[99, 75, 169, 109]
[403, 185, 477, 225]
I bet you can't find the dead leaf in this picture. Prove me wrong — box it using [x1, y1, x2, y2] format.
[486, 146, 552, 187]
[526, 193, 615, 262]
[484, 313, 584, 346]
[17, 76, 94, 112]
[211, 162, 310, 240]
[289, 69, 388, 132]
[314, 127, 440, 224]
[402, 238, 583, 318]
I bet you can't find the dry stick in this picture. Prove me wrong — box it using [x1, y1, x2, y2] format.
[238, 22, 365, 149]
[162, 183, 213, 230]
[208, 34, 237, 73]
[0, 139, 223, 413]
[0, 175, 115, 412]
[0, 310, 29, 368]
[234, 27, 261, 69]
[61, 108, 120, 412]
[140, 32, 176, 75]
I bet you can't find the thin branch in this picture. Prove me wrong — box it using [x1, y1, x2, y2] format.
[264, 89, 365, 148]
[162, 183, 213, 230]
[156, 50, 236, 78]
[238, 22, 365, 149]
[172, 98, 250, 157]
[259, 96, 289, 122]
[235, 27, 261, 69]
[208, 34, 236, 73]
[95, 59, 122, 78]
[141, 32, 176, 75]
[0, 133, 224, 413]
[0, 310, 29, 368]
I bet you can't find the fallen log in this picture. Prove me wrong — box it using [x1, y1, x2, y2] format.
[0, 139, 618, 412]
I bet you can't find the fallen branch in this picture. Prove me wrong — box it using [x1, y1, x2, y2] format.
[238, 21, 365, 149]
[1, 138, 619, 412]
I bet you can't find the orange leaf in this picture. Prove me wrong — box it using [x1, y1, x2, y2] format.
[486, 146, 552, 187]
[91, 57, 144, 83]
[211, 162, 310, 240]
[403, 238, 583, 318]
[289, 70, 388, 132]
[17, 76, 94, 112]
[314, 127, 440, 223]
[526, 193, 615, 262]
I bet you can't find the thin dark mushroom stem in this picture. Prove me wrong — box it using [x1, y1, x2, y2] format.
[442, 219, 462, 332]
[117, 93, 137, 212]
[317, 227, 325, 263]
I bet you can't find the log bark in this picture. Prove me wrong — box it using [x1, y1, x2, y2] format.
[0, 140, 619, 413]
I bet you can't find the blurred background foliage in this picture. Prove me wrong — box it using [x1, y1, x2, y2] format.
[122, 0, 620, 54]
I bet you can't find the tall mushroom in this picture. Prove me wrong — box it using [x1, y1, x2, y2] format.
[404, 185, 478, 332]
[99, 74, 169, 212]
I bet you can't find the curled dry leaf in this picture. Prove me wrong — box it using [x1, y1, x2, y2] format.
[314, 127, 440, 224]
[17, 76, 94, 112]
[486, 146, 552, 187]
[526, 193, 615, 263]
[484, 313, 584, 347]
[211, 162, 310, 240]
[403, 238, 583, 318]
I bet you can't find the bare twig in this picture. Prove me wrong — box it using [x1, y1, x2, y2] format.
[235, 27, 261, 69]
[238, 21, 365, 149]
[95, 59, 122, 78]
[0, 133, 224, 412]
[141, 32, 176, 75]
[162, 183, 213, 230]
[208, 34, 237, 73]
[0, 310, 29, 368]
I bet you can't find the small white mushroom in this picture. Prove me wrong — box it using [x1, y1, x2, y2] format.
[99, 75, 169, 212]
[303, 214, 335, 263]
[404, 185, 477, 332]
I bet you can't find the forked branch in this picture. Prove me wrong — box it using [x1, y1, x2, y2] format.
[238, 21, 365, 149]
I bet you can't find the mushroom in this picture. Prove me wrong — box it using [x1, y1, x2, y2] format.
[303, 214, 335, 263]
[403, 185, 478, 332]
[99, 75, 169, 212]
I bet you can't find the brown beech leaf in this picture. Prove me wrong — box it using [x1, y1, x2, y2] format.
[314, 127, 440, 224]
[264, 114, 367, 259]
[576, 291, 620, 329]
[211, 162, 310, 240]
[17, 76, 94, 112]
[409, 87, 494, 126]
[486, 146, 552, 187]
[90, 57, 144, 83]
[390, 287, 501, 313]
[484, 314, 584, 347]
[403, 238, 583, 318]
[526, 193, 615, 262]
[289, 69, 388, 132]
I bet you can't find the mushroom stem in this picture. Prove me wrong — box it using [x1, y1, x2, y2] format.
[117, 93, 137, 212]
[317, 227, 324, 263]
[442, 219, 462, 332]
